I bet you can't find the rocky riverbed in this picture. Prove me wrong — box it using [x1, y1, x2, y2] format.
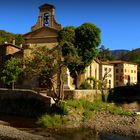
[85, 111, 140, 139]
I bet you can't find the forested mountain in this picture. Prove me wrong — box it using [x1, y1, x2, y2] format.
[110, 49, 130, 59]
[0, 30, 23, 45]
[122, 48, 140, 82]
[122, 48, 140, 62]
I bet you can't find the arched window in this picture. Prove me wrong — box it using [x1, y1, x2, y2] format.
[44, 13, 50, 26]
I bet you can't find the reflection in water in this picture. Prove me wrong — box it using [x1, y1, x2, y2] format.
[100, 134, 134, 140]
[53, 129, 100, 140]
[52, 128, 135, 140]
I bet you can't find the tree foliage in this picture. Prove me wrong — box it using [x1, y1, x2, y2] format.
[98, 45, 115, 60]
[58, 23, 101, 89]
[24, 46, 64, 104]
[1, 57, 23, 89]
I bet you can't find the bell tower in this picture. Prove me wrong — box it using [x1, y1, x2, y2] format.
[31, 3, 61, 31]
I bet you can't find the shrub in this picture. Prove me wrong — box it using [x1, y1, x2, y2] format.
[51, 103, 68, 115]
[86, 77, 98, 89]
[37, 114, 64, 128]
[79, 81, 92, 89]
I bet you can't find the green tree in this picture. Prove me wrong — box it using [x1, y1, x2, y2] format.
[15, 34, 24, 45]
[58, 23, 101, 89]
[98, 45, 115, 60]
[1, 57, 23, 89]
[24, 46, 64, 105]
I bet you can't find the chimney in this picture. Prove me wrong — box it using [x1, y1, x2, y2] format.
[12, 40, 15, 45]
[20, 44, 22, 48]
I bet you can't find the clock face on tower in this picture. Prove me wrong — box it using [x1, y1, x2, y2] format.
[44, 13, 50, 26]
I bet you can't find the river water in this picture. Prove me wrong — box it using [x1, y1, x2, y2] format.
[47, 128, 137, 140]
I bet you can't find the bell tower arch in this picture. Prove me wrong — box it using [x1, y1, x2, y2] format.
[31, 3, 61, 31]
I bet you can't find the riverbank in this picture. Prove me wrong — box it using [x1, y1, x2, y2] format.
[50, 111, 140, 139]
[0, 110, 139, 140]
[37, 99, 140, 139]
[0, 99, 140, 139]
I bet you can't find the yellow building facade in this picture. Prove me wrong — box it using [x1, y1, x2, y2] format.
[109, 61, 137, 87]
[99, 61, 114, 88]
[82, 60, 114, 89]
[84, 60, 100, 81]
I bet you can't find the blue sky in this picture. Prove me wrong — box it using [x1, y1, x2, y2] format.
[0, 0, 140, 50]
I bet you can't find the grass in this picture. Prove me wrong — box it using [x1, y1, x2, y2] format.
[37, 99, 134, 128]
[106, 105, 133, 116]
[82, 110, 94, 122]
[37, 114, 67, 128]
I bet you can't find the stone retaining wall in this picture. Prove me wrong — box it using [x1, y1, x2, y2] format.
[0, 88, 108, 117]
[0, 88, 54, 117]
[45, 89, 108, 101]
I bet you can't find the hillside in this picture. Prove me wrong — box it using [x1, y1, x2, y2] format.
[110, 49, 130, 59]
[121, 48, 140, 82]
[0, 30, 23, 45]
[122, 48, 140, 62]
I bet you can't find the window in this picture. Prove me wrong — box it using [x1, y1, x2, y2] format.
[116, 75, 118, 80]
[125, 69, 127, 72]
[120, 76, 123, 82]
[44, 13, 50, 26]
[125, 75, 128, 80]
[109, 80, 111, 88]
[116, 69, 119, 73]
[116, 82, 118, 86]
[131, 70, 133, 73]
[105, 79, 107, 84]
[104, 68, 107, 71]
[134, 70, 136, 73]
[121, 69, 123, 72]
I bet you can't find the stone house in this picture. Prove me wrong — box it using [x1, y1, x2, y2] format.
[0, 42, 23, 64]
[0, 42, 23, 87]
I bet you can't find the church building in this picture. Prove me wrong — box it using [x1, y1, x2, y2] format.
[22, 3, 73, 89]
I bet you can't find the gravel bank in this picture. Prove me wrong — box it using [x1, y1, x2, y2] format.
[0, 124, 48, 140]
[86, 111, 140, 139]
